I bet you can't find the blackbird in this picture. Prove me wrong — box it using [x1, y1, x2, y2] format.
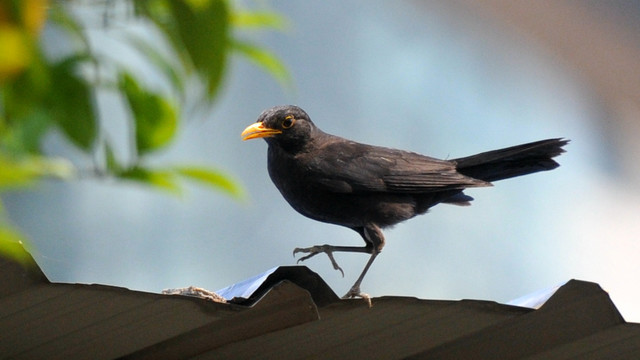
[242, 105, 568, 304]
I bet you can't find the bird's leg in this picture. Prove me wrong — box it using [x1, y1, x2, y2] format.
[293, 245, 372, 277]
[342, 251, 378, 307]
[294, 224, 385, 307]
[342, 224, 385, 307]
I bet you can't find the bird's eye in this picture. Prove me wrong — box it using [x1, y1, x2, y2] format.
[282, 115, 295, 129]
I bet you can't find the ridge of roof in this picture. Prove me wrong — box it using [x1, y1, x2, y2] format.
[1, 243, 639, 359]
[215, 265, 339, 307]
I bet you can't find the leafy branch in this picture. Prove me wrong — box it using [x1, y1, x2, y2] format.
[0, 0, 291, 262]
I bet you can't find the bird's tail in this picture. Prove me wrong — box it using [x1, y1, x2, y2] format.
[452, 138, 569, 182]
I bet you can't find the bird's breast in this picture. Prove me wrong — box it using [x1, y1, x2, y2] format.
[266, 147, 343, 222]
[267, 149, 316, 204]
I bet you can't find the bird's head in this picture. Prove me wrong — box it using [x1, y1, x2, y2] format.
[241, 105, 317, 152]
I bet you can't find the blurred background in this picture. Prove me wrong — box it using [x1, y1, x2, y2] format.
[3, 1, 640, 321]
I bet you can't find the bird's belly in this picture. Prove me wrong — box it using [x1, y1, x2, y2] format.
[268, 149, 425, 228]
[276, 184, 419, 228]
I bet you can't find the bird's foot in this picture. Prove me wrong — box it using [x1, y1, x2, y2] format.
[293, 244, 345, 277]
[342, 286, 372, 308]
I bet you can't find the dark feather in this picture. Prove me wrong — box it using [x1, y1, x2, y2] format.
[305, 140, 489, 194]
[453, 138, 569, 182]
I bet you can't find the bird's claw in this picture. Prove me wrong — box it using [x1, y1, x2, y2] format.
[293, 245, 345, 277]
[342, 286, 372, 308]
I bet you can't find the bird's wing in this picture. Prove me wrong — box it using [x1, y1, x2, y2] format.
[304, 141, 489, 194]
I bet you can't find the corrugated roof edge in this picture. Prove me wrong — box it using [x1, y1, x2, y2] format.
[0, 241, 49, 297]
[217, 265, 340, 307]
[508, 282, 565, 309]
[2, 242, 638, 359]
[0, 242, 626, 315]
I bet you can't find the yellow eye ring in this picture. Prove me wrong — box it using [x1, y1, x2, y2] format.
[282, 115, 295, 129]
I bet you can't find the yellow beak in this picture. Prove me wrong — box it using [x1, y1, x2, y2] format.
[241, 122, 282, 141]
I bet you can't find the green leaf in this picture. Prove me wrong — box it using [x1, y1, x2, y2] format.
[174, 165, 245, 200]
[231, 40, 292, 90]
[118, 166, 181, 194]
[104, 141, 121, 173]
[0, 154, 75, 189]
[231, 11, 289, 31]
[168, 0, 230, 100]
[2, 51, 54, 154]
[119, 72, 178, 156]
[0, 109, 51, 154]
[48, 56, 97, 151]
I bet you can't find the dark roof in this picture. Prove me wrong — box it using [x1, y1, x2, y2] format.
[1, 245, 639, 359]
